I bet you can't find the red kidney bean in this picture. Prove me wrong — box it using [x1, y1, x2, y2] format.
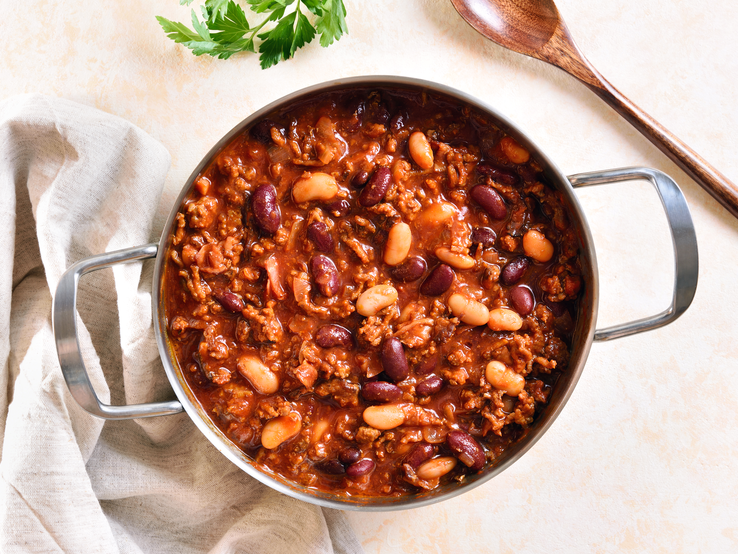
[338, 447, 362, 465]
[416, 375, 443, 396]
[342, 98, 365, 133]
[310, 255, 340, 297]
[510, 285, 535, 316]
[405, 442, 434, 469]
[318, 459, 345, 475]
[390, 112, 406, 133]
[307, 221, 334, 252]
[381, 337, 409, 383]
[501, 256, 529, 286]
[446, 430, 485, 471]
[251, 119, 285, 144]
[415, 355, 437, 375]
[316, 324, 353, 348]
[373, 106, 390, 126]
[419, 264, 455, 296]
[346, 458, 375, 478]
[358, 166, 392, 207]
[326, 198, 351, 217]
[476, 161, 519, 185]
[352, 169, 371, 188]
[252, 184, 281, 234]
[470, 226, 496, 247]
[214, 291, 245, 313]
[470, 185, 507, 220]
[362, 381, 402, 402]
[391, 255, 427, 283]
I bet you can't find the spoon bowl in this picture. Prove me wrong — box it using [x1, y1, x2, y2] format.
[451, 0, 738, 218]
[452, 0, 559, 56]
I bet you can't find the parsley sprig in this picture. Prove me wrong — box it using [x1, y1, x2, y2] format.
[156, 0, 348, 69]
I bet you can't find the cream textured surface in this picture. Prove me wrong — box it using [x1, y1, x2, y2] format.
[2, 0, 737, 551]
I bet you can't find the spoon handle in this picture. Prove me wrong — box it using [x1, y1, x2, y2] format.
[588, 71, 738, 218]
[544, 28, 738, 218]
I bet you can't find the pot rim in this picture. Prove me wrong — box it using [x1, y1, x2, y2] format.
[151, 75, 600, 511]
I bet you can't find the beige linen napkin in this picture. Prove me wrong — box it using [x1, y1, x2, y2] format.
[0, 93, 363, 554]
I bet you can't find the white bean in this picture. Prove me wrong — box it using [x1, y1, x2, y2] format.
[356, 284, 398, 317]
[485, 360, 525, 396]
[447, 293, 490, 326]
[522, 229, 554, 262]
[487, 308, 523, 331]
[237, 356, 280, 394]
[292, 172, 338, 203]
[435, 247, 475, 270]
[261, 412, 302, 449]
[384, 222, 412, 266]
[499, 136, 530, 164]
[310, 418, 331, 444]
[415, 456, 458, 480]
[415, 202, 457, 228]
[362, 404, 406, 430]
[408, 131, 434, 170]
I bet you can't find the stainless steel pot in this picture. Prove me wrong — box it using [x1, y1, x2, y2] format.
[52, 76, 698, 510]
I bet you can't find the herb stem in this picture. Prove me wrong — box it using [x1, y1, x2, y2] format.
[247, 13, 270, 41]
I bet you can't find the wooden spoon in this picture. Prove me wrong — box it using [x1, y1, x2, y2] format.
[451, 0, 738, 218]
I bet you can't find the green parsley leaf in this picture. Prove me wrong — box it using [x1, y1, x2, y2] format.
[246, 0, 294, 14]
[204, 0, 231, 20]
[301, 0, 325, 17]
[315, 0, 346, 47]
[157, 0, 347, 69]
[258, 8, 316, 68]
[208, 2, 253, 44]
[156, 16, 201, 43]
[190, 8, 212, 40]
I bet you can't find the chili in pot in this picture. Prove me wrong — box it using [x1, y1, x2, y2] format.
[163, 87, 582, 497]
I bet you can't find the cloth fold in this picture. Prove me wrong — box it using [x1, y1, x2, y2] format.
[0, 94, 363, 554]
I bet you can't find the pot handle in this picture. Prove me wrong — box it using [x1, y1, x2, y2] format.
[52, 244, 184, 419]
[568, 167, 698, 342]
